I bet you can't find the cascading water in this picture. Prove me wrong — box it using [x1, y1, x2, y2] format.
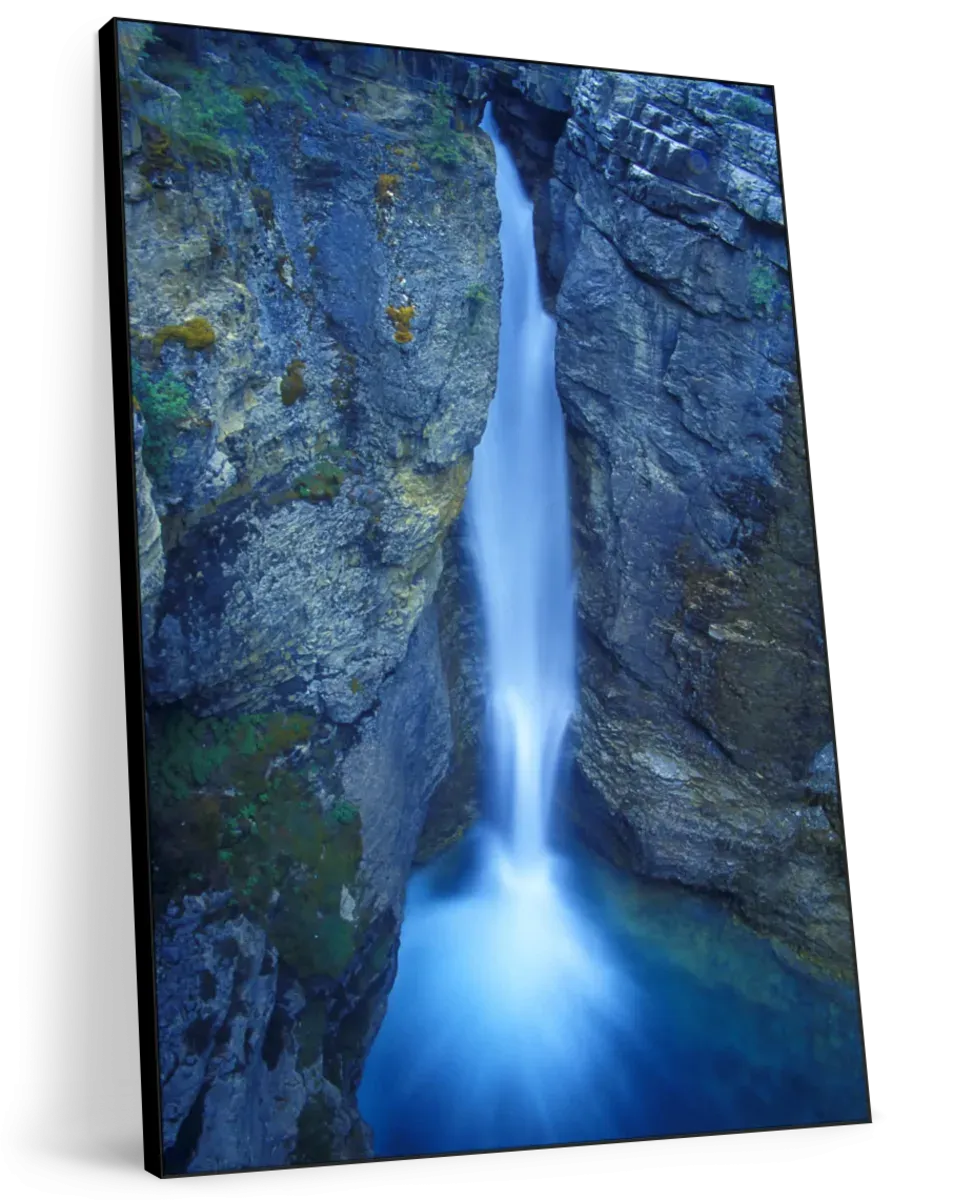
[357, 103, 870, 1157]
[358, 104, 630, 1152]
[465, 102, 575, 872]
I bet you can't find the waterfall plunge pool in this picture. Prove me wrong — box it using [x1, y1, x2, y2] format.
[358, 825, 869, 1156]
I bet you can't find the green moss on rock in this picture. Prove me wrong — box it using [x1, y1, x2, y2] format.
[748, 262, 777, 316]
[417, 84, 469, 169]
[146, 58, 247, 171]
[131, 359, 192, 484]
[290, 456, 346, 504]
[138, 121, 184, 182]
[146, 705, 364, 979]
[267, 803, 362, 977]
[234, 84, 273, 105]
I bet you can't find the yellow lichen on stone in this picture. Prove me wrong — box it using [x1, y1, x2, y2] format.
[392, 457, 472, 534]
[152, 315, 216, 353]
[280, 359, 307, 406]
[386, 565, 437, 634]
[375, 174, 400, 206]
[218, 405, 248, 441]
[385, 304, 415, 344]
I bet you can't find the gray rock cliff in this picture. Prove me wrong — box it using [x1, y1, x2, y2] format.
[119, 25, 500, 1170]
[518, 70, 852, 976]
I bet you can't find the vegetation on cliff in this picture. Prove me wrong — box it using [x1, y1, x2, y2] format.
[131, 360, 192, 484]
[147, 705, 365, 978]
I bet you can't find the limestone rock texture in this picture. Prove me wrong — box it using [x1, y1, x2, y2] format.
[518, 70, 852, 977]
[119, 27, 500, 1171]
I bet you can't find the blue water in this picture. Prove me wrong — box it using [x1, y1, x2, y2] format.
[358, 828, 868, 1155]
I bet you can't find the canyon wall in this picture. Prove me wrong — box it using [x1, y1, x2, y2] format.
[120, 27, 499, 1170]
[116, 22, 853, 1172]
[512, 70, 852, 977]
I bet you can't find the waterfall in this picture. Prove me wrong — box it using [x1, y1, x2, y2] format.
[358, 101, 631, 1155]
[467, 102, 576, 869]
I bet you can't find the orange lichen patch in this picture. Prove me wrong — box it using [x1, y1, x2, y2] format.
[375, 173, 400, 206]
[385, 304, 415, 345]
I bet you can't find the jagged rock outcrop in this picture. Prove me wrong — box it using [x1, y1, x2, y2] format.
[119, 24, 500, 1170]
[516, 70, 852, 975]
[155, 895, 373, 1173]
[124, 56, 501, 721]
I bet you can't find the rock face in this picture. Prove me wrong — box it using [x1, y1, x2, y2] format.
[124, 69, 501, 724]
[118, 24, 500, 1171]
[155, 895, 373, 1172]
[512, 71, 852, 975]
[415, 524, 485, 861]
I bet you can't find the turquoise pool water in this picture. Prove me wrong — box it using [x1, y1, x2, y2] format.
[358, 827, 869, 1156]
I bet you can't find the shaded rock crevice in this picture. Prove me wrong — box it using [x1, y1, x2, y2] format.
[415, 523, 485, 862]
